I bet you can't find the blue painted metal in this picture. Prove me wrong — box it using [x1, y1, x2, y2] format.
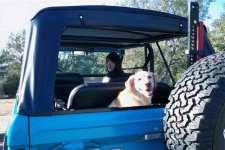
[12, 96, 18, 116]
[6, 114, 29, 150]
[29, 108, 165, 149]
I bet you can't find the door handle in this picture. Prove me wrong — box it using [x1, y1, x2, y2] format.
[138, 132, 163, 141]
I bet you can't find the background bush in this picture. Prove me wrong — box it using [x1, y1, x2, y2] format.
[2, 71, 20, 97]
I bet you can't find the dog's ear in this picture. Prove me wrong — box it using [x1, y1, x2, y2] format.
[125, 75, 135, 92]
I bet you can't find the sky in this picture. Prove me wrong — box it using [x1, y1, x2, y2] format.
[0, 0, 224, 49]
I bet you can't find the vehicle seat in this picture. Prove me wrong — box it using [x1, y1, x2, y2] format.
[152, 82, 173, 104]
[67, 82, 125, 109]
[103, 73, 132, 82]
[55, 73, 84, 102]
[67, 82, 172, 110]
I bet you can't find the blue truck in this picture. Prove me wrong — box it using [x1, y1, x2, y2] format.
[4, 2, 225, 150]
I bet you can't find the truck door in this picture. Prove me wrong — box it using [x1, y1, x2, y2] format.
[29, 107, 165, 150]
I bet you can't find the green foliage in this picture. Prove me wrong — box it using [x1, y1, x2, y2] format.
[6, 30, 25, 67]
[58, 52, 107, 74]
[118, 0, 213, 20]
[0, 30, 25, 96]
[2, 71, 20, 97]
[0, 50, 10, 78]
[122, 47, 145, 73]
[154, 38, 187, 84]
[117, 0, 213, 84]
[208, 12, 225, 52]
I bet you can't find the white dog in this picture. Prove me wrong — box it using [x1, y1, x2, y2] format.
[109, 71, 156, 108]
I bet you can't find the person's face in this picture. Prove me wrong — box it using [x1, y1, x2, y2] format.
[106, 59, 116, 72]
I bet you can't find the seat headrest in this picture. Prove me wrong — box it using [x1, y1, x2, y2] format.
[104, 73, 132, 83]
[55, 73, 84, 84]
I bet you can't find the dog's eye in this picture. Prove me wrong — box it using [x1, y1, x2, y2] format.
[138, 78, 141, 81]
[148, 76, 152, 79]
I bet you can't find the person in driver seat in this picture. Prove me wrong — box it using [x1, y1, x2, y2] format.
[102, 52, 125, 83]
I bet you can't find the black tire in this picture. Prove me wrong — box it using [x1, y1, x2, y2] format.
[3, 134, 7, 150]
[164, 51, 225, 150]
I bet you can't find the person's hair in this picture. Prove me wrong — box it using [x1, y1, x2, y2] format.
[106, 52, 122, 72]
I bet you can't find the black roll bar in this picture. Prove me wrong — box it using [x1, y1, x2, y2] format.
[156, 42, 176, 85]
[145, 44, 154, 73]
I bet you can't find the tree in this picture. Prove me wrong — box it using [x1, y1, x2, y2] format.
[5, 30, 25, 71]
[2, 71, 20, 97]
[0, 30, 25, 97]
[208, 6, 225, 52]
[0, 50, 9, 78]
[118, 0, 213, 20]
[117, 0, 213, 84]
[58, 51, 107, 74]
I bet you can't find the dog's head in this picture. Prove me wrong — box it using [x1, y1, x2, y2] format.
[125, 71, 156, 98]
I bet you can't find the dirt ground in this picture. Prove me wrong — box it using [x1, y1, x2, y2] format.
[0, 99, 15, 116]
[0, 99, 14, 149]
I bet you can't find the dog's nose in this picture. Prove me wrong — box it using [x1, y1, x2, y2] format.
[145, 82, 151, 87]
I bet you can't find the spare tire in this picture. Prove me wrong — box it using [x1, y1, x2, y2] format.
[164, 51, 225, 150]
